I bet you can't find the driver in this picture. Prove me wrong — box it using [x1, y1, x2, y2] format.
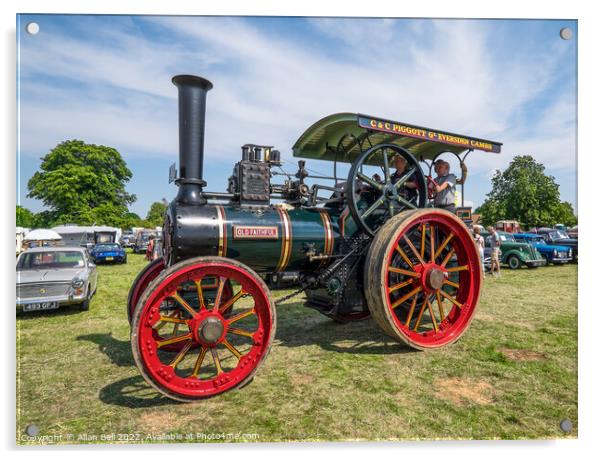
[431, 159, 457, 212]
[390, 154, 418, 201]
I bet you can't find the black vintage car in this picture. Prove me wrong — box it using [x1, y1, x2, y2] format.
[534, 228, 578, 262]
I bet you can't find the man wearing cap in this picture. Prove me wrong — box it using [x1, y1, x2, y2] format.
[390, 153, 418, 202]
[431, 160, 457, 212]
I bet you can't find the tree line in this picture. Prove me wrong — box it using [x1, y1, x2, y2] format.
[16, 140, 166, 230]
[16, 140, 577, 231]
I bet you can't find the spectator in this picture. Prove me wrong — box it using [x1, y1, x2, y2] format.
[430, 160, 457, 212]
[473, 226, 485, 279]
[487, 226, 502, 278]
[146, 234, 156, 262]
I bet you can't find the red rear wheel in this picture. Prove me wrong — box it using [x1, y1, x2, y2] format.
[127, 258, 165, 324]
[365, 209, 482, 349]
[131, 256, 276, 402]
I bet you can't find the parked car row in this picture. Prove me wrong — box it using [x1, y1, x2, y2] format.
[482, 230, 576, 270]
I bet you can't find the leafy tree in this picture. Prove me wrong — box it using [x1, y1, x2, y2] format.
[476, 155, 577, 228]
[16, 205, 36, 228]
[145, 201, 167, 227]
[27, 140, 136, 227]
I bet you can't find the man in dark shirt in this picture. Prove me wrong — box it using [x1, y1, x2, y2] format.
[390, 154, 418, 202]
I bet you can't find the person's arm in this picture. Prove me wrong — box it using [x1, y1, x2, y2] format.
[435, 174, 456, 193]
[434, 181, 449, 193]
[404, 179, 417, 189]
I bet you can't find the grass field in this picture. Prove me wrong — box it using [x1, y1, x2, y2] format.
[16, 252, 577, 443]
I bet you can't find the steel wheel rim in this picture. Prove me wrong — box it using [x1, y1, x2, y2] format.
[384, 212, 481, 347]
[135, 261, 273, 399]
[347, 144, 427, 236]
[127, 258, 165, 324]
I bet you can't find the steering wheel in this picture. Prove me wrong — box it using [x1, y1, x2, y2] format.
[347, 144, 427, 236]
[426, 175, 438, 200]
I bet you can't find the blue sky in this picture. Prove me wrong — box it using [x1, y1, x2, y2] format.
[17, 15, 577, 217]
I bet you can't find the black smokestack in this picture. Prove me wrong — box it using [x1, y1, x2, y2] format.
[172, 74, 213, 205]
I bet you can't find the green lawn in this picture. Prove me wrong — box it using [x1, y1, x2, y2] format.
[16, 253, 577, 443]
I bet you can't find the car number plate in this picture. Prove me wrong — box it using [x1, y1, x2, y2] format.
[23, 302, 59, 312]
[106, 256, 114, 261]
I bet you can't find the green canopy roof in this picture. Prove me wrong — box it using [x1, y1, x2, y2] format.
[292, 113, 502, 164]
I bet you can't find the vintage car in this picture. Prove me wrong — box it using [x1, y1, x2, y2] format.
[90, 242, 127, 264]
[16, 246, 98, 312]
[132, 230, 156, 254]
[484, 231, 546, 269]
[119, 231, 135, 248]
[534, 228, 578, 262]
[513, 233, 572, 265]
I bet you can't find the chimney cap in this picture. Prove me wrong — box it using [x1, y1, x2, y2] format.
[172, 74, 213, 91]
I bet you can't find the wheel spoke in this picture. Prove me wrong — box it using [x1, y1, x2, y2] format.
[394, 195, 417, 209]
[382, 149, 391, 183]
[395, 245, 415, 269]
[412, 297, 429, 331]
[388, 278, 414, 293]
[441, 249, 456, 268]
[222, 339, 242, 360]
[394, 167, 417, 190]
[194, 279, 206, 310]
[440, 289, 464, 308]
[156, 333, 193, 349]
[227, 307, 256, 324]
[212, 277, 226, 311]
[228, 327, 255, 338]
[404, 294, 419, 327]
[430, 225, 435, 263]
[444, 279, 460, 289]
[219, 289, 245, 314]
[426, 298, 439, 332]
[362, 196, 385, 219]
[436, 291, 446, 322]
[170, 292, 197, 317]
[192, 346, 208, 378]
[403, 234, 426, 265]
[445, 264, 469, 273]
[357, 172, 384, 190]
[391, 286, 422, 309]
[211, 347, 223, 374]
[420, 223, 426, 259]
[388, 266, 420, 278]
[388, 201, 395, 217]
[169, 341, 193, 368]
[155, 315, 188, 325]
[434, 233, 454, 260]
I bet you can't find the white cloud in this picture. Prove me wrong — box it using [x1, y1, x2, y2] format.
[18, 16, 576, 207]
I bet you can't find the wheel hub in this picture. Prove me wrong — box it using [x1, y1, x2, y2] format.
[197, 316, 225, 345]
[425, 266, 447, 291]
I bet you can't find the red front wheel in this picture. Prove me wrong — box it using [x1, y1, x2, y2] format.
[365, 209, 482, 349]
[131, 257, 276, 402]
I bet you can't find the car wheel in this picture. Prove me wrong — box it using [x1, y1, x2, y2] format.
[507, 255, 521, 270]
[80, 299, 90, 311]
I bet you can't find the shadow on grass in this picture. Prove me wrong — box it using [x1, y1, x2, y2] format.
[275, 308, 419, 355]
[77, 333, 134, 366]
[99, 375, 178, 408]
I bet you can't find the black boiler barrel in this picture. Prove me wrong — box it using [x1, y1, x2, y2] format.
[172, 74, 213, 205]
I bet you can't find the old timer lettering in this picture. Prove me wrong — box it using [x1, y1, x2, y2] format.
[232, 225, 279, 239]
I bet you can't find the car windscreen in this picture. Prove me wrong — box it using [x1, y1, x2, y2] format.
[17, 251, 85, 270]
[94, 244, 120, 251]
[549, 230, 569, 240]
